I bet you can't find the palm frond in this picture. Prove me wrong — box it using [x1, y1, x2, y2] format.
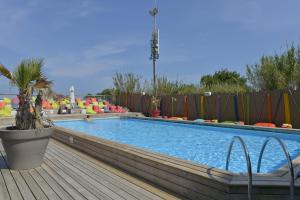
[33, 78, 52, 89]
[13, 58, 48, 92]
[0, 64, 14, 81]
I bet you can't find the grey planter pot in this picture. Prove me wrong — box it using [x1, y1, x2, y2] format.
[0, 127, 53, 170]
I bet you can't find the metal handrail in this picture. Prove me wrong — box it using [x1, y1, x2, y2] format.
[257, 136, 295, 200]
[226, 136, 252, 200]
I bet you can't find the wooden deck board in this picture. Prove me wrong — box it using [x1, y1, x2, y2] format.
[0, 170, 10, 200]
[46, 150, 137, 200]
[48, 144, 156, 200]
[0, 152, 23, 200]
[19, 170, 48, 200]
[0, 139, 180, 200]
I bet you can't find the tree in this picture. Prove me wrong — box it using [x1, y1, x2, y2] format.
[84, 93, 93, 98]
[200, 69, 247, 93]
[112, 73, 141, 95]
[201, 69, 246, 87]
[97, 88, 114, 96]
[246, 45, 300, 91]
[143, 76, 199, 95]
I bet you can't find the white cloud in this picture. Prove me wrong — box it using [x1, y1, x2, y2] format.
[45, 38, 143, 78]
[83, 39, 144, 59]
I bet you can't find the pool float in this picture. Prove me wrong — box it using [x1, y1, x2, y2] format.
[221, 121, 236, 125]
[254, 122, 276, 128]
[193, 119, 204, 123]
[235, 121, 245, 125]
[281, 124, 292, 128]
[3, 97, 11, 104]
[98, 102, 105, 108]
[11, 97, 19, 104]
[0, 106, 12, 117]
[221, 121, 245, 125]
[78, 101, 85, 109]
[92, 105, 101, 113]
[168, 117, 183, 120]
[52, 102, 59, 109]
[0, 101, 5, 109]
[86, 106, 96, 114]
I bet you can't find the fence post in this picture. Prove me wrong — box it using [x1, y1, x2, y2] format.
[183, 96, 188, 118]
[246, 93, 250, 125]
[216, 95, 221, 120]
[200, 95, 204, 119]
[283, 93, 291, 124]
[267, 93, 273, 123]
[141, 95, 144, 113]
[234, 95, 240, 121]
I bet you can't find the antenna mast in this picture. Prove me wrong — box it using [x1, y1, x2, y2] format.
[149, 0, 159, 96]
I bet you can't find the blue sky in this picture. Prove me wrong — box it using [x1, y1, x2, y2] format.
[1, 0, 300, 96]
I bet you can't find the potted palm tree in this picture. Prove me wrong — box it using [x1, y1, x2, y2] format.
[150, 95, 161, 117]
[0, 58, 53, 170]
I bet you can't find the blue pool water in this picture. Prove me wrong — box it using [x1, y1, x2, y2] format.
[55, 118, 300, 173]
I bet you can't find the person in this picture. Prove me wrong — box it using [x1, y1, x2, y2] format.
[84, 115, 92, 122]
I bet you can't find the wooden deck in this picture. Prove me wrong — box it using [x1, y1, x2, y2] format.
[0, 139, 181, 200]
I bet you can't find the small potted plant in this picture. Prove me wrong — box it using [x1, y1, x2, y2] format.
[0, 58, 53, 170]
[150, 96, 161, 117]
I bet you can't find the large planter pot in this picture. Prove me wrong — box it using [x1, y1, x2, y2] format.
[0, 127, 53, 170]
[151, 109, 161, 117]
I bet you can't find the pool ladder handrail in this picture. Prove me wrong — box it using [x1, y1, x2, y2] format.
[257, 136, 295, 200]
[226, 136, 252, 200]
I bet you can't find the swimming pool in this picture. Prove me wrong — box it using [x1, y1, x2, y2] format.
[55, 118, 300, 173]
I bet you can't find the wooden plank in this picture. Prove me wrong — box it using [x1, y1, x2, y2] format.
[44, 155, 116, 200]
[39, 164, 86, 200]
[2, 151, 36, 200]
[48, 145, 160, 200]
[47, 149, 138, 200]
[11, 171, 36, 200]
[0, 152, 23, 200]
[0, 171, 10, 200]
[20, 171, 48, 200]
[29, 169, 61, 200]
[43, 158, 100, 200]
[50, 140, 184, 200]
[35, 167, 74, 200]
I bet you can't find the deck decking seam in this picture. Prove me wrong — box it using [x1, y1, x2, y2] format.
[0, 166, 10, 200]
[44, 155, 119, 200]
[19, 170, 49, 200]
[47, 148, 142, 200]
[43, 158, 100, 200]
[39, 163, 87, 200]
[0, 151, 24, 200]
[48, 141, 165, 200]
[50, 140, 183, 200]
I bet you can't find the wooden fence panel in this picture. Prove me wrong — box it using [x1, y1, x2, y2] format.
[115, 90, 300, 128]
